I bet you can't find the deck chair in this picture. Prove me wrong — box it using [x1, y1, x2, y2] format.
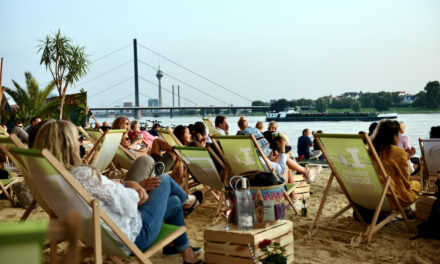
[173, 146, 227, 214]
[419, 138, 440, 190]
[85, 128, 102, 142]
[0, 125, 7, 135]
[0, 134, 26, 206]
[84, 129, 125, 172]
[202, 117, 220, 136]
[11, 147, 186, 264]
[210, 135, 298, 214]
[311, 132, 412, 243]
[159, 127, 183, 147]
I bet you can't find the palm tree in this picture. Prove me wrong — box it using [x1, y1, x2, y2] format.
[4, 72, 56, 124]
[38, 30, 89, 119]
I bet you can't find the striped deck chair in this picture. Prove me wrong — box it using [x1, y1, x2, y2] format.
[84, 129, 125, 172]
[210, 135, 298, 214]
[0, 134, 26, 207]
[11, 147, 186, 264]
[311, 132, 413, 243]
[419, 138, 440, 191]
[202, 117, 220, 137]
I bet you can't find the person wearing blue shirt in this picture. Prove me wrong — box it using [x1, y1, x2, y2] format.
[297, 128, 313, 158]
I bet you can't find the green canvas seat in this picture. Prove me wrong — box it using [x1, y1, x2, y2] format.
[202, 117, 219, 136]
[84, 129, 125, 172]
[311, 132, 412, 243]
[159, 128, 182, 147]
[0, 220, 47, 264]
[211, 135, 297, 213]
[10, 147, 186, 264]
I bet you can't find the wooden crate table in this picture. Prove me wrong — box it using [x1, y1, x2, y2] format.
[204, 220, 294, 264]
[416, 195, 436, 222]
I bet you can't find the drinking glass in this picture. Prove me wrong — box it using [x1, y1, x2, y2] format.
[221, 199, 232, 230]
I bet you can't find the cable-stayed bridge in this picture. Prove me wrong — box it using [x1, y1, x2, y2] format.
[77, 39, 264, 118]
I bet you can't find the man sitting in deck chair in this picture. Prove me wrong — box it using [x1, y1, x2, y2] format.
[31, 120, 205, 263]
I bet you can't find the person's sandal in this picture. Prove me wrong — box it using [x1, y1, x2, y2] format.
[183, 190, 203, 217]
[163, 246, 202, 257]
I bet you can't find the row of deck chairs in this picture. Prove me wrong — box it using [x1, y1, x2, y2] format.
[1, 120, 439, 262]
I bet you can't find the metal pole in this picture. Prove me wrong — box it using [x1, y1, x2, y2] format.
[170, 109, 173, 118]
[133, 39, 140, 119]
[178, 85, 180, 107]
[172, 85, 175, 107]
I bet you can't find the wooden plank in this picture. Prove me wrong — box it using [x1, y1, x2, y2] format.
[205, 242, 255, 258]
[206, 253, 255, 264]
[295, 192, 310, 199]
[253, 222, 293, 243]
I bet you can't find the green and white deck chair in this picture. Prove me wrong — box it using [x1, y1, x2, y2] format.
[85, 128, 102, 142]
[1, 135, 54, 221]
[419, 138, 440, 190]
[173, 146, 227, 213]
[210, 135, 297, 214]
[84, 129, 125, 172]
[0, 220, 47, 264]
[0, 125, 7, 135]
[0, 134, 26, 207]
[113, 145, 136, 171]
[202, 117, 220, 137]
[311, 132, 412, 243]
[78, 126, 93, 142]
[10, 147, 186, 264]
[159, 127, 183, 147]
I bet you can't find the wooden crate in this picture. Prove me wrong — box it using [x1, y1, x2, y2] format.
[293, 173, 310, 199]
[416, 195, 436, 222]
[204, 220, 294, 264]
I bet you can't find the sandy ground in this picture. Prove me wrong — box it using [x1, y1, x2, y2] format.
[1, 168, 439, 263]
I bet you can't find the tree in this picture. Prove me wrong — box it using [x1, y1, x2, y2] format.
[424, 81, 440, 109]
[270, 99, 289, 112]
[4, 72, 56, 124]
[38, 30, 89, 119]
[413, 91, 426, 107]
[251, 100, 269, 113]
[315, 98, 327, 112]
[351, 100, 361, 112]
[374, 91, 392, 111]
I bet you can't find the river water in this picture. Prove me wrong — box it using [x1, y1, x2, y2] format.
[97, 113, 440, 154]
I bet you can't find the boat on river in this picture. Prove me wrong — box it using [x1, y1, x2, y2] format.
[266, 110, 397, 122]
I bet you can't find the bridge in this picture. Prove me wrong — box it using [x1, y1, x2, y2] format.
[90, 106, 270, 118]
[77, 39, 260, 119]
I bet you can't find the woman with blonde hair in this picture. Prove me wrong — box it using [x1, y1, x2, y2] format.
[33, 120, 205, 264]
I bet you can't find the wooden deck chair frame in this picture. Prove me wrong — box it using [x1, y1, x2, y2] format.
[78, 126, 93, 142]
[210, 134, 298, 215]
[311, 132, 412, 243]
[418, 138, 440, 190]
[202, 117, 220, 137]
[84, 129, 125, 173]
[173, 146, 228, 215]
[11, 147, 186, 264]
[0, 134, 26, 206]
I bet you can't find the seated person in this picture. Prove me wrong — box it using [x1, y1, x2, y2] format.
[11, 122, 29, 145]
[112, 116, 130, 131]
[128, 120, 157, 150]
[33, 120, 204, 263]
[358, 120, 421, 222]
[430, 126, 440, 138]
[121, 132, 149, 158]
[256, 121, 264, 132]
[263, 121, 278, 151]
[237, 116, 271, 156]
[368, 122, 378, 137]
[214, 115, 229, 135]
[190, 122, 208, 147]
[297, 128, 313, 159]
[148, 123, 161, 137]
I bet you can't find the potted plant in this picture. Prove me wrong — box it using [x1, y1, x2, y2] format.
[258, 239, 287, 264]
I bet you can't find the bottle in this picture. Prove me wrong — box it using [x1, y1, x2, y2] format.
[301, 196, 307, 217]
[236, 178, 254, 230]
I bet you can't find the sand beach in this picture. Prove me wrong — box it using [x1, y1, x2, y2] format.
[1, 168, 439, 263]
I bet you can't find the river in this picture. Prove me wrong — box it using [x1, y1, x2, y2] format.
[96, 113, 440, 154]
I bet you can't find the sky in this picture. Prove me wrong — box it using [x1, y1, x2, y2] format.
[1, 0, 439, 107]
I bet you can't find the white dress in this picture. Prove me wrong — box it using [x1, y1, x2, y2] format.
[70, 166, 142, 254]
